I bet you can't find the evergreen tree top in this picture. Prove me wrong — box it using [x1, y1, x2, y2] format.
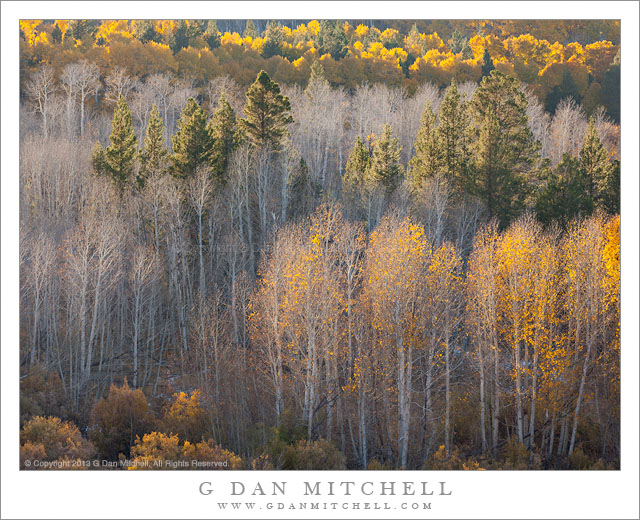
[241, 70, 293, 151]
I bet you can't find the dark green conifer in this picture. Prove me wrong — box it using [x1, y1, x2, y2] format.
[481, 48, 495, 78]
[343, 136, 372, 195]
[317, 20, 348, 59]
[240, 71, 293, 151]
[207, 92, 237, 184]
[92, 95, 138, 190]
[468, 71, 541, 228]
[580, 118, 616, 213]
[437, 79, 471, 192]
[535, 153, 590, 227]
[408, 102, 440, 189]
[262, 21, 285, 58]
[171, 98, 214, 179]
[368, 124, 403, 193]
[139, 104, 168, 186]
[204, 20, 221, 49]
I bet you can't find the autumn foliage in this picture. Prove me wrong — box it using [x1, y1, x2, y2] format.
[19, 19, 620, 118]
[18, 21, 620, 471]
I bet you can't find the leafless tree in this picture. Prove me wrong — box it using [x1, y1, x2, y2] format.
[25, 64, 57, 138]
[104, 66, 136, 105]
[548, 97, 587, 166]
[60, 60, 101, 138]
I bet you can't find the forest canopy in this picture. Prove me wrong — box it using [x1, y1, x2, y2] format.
[19, 19, 620, 120]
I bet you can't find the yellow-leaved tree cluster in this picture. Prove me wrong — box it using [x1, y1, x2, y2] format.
[245, 206, 620, 469]
[20, 19, 620, 117]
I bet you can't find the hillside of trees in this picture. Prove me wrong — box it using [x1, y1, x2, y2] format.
[19, 23, 620, 470]
[20, 19, 620, 121]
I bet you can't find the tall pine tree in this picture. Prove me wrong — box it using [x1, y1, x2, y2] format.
[481, 48, 495, 79]
[139, 104, 168, 187]
[437, 79, 471, 192]
[306, 60, 329, 93]
[204, 20, 221, 49]
[468, 70, 541, 228]
[369, 124, 403, 193]
[92, 95, 138, 191]
[207, 91, 237, 185]
[408, 101, 441, 189]
[262, 21, 285, 59]
[317, 20, 348, 60]
[343, 136, 372, 196]
[580, 118, 616, 213]
[535, 153, 591, 228]
[171, 98, 214, 179]
[240, 70, 293, 151]
[243, 20, 258, 39]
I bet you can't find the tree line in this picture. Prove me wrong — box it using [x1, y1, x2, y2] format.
[20, 19, 620, 121]
[20, 64, 620, 470]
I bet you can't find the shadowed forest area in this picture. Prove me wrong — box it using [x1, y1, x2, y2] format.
[19, 20, 620, 470]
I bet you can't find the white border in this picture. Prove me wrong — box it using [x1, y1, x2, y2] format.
[2, 2, 638, 519]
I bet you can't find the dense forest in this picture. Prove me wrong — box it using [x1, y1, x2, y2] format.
[20, 19, 620, 120]
[19, 20, 620, 471]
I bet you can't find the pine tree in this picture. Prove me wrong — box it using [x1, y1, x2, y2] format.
[51, 24, 62, 44]
[545, 66, 582, 114]
[535, 153, 591, 227]
[171, 98, 214, 179]
[207, 91, 237, 184]
[437, 79, 471, 192]
[342, 136, 375, 221]
[133, 20, 158, 44]
[204, 20, 221, 49]
[92, 95, 138, 190]
[602, 50, 620, 123]
[243, 20, 258, 39]
[469, 70, 541, 228]
[139, 104, 168, 186]
[343, 136, 372, 195]
[240, 70, 293, 151]
[306, 60, 329, 92]
[607, 160, 620, 214]
[169, 20, 189, 54]
[262, 21, 285, 59]
[68, 20, 87, 41]
[481, 48, 495, 79]
[317, 20, 348, 60]
[580, 118, 616, 213]
[448, 29, 466, 53]
[287, 157, 317, 218]
[369, 124, 403, 193]
[408, 102, 440, 189]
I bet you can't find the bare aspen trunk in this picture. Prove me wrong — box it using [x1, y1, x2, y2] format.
[557, 415, 567, 456]
[479, 340, 488, 453]
[515, 335, 524, 444]
[80, 96, 85, 138]
[548, 411, 556, 458]
[528, 350, 538, 449]
[31, 296, 40, 367]
[445, 334, 451, 455]
[198, 211, 205, 299]
[358, 381, 367, 469]
[570, 341, 592, 455]
[243, 162, 255, 275]
[397, 337, 411, 469]
[492, 338, 500, 455]
[425, 338, 435, 456]
[79, 278, 88, 392]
